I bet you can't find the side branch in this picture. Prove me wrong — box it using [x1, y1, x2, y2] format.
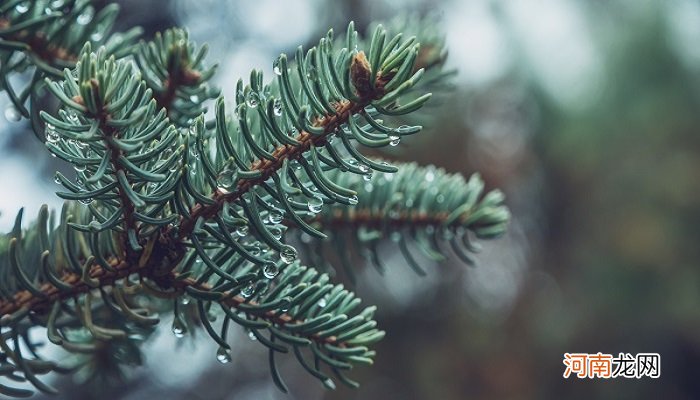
[179, 60, 390, 238]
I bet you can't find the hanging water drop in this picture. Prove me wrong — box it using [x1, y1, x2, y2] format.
[236, 225, 248, 237]
[78, 198, 93, 205]
[269, 209, 283, 224]
[50, 0, 65, 7]
[54, 174, 61, 184]
[358, 164, 369, 173]
[46, 125, 59, 143]
[246, 92, 259, 108]
[90, 31, 104, 41]
[263, 263, 279, 279]
[248, 330, 258, 341]
[217, 168, 238, 192]
[307, 196, 323, 214]
[348, 195, 359, 205]
[273, 98, 283, 116]
[15, 2, 29, 13]
[4, 105, 21, 122]
[269, 226, 283, 240]
[273, 58, 282, 76]
[216, 346, 232, 364]
[76, 8, 93, 25]
[180, 295, 191, 305]
[171, 319, 186, 338]
[425, 170, 435, 182]
[317, 298, 327, 308]
[74, 164, 86, 172]
[363, 171, 372, 181]
[389, 134, 400, 146]
[240, 282, 255, 298]
[190, 94, 200, 103]
[323, 378, 336, 390]
[306, 66, 317, 80]
[279, 245, 297, 264]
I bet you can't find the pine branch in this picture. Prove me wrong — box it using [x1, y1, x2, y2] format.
[0, 7, 509, 397]
[0, 0, 141, 119]
[134, 29, 219, 127]
[287, 162, 509, 279]
[179, 53, 393, 238]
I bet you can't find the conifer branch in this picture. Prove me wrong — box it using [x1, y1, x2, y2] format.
[0, 5, 510, 397]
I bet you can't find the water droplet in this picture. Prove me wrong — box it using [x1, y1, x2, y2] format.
[15, 2, 29, 13]
[76, 8, 93, 25]
[169, 163, 178, 173]
[441, 228, 455, 240]
[317, 298, 327, 308]
[90, 31, 104, 42]
[273, 98, 283, 116]
[273, 58, 282, 76]
[50, 0, 65, 8]
[46, 125, 59, 143]
[425, 170, 435, 182]
[307, 196, 323, 214]
[389, 134, 400, 146]
[216, 346, 231, 364]
[180, 295, 191, 305]
[363, 171, 372, 181]
[74, 164, 86, 172]
[323, 378, 336, 390]
[4, 105, 21, 122]
[54, 174, 61, 184]
[248, 330, 257, 340]
[171, 319, 186, 338]
[78, 197, 93, 205]
[300, 232, 313, 244]
[436, 194, 445, 204]
[246, 92, 259, 108]
[235, 225, 248, 237]
[364, 182, 374, 192]
[269, 226, 283, 240]
[240, 282, 255, 298]
[348, 195, 358, 205]
[263, 263, 279, 279]
[190, 95, 200, 103]
[279, 245, 297, 264]
[358, 164, 369, 173]
[306, 66, 317, 80]
[268, 209, 283, 224]
[217, 168, 238, 191]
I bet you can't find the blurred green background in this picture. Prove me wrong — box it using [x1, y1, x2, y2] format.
[3, 0, 697, 399]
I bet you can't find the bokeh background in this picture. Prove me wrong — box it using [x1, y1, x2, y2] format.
[3, 0, 700, 399]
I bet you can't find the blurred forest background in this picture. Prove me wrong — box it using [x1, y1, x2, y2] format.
[2, 0, 699, 399]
